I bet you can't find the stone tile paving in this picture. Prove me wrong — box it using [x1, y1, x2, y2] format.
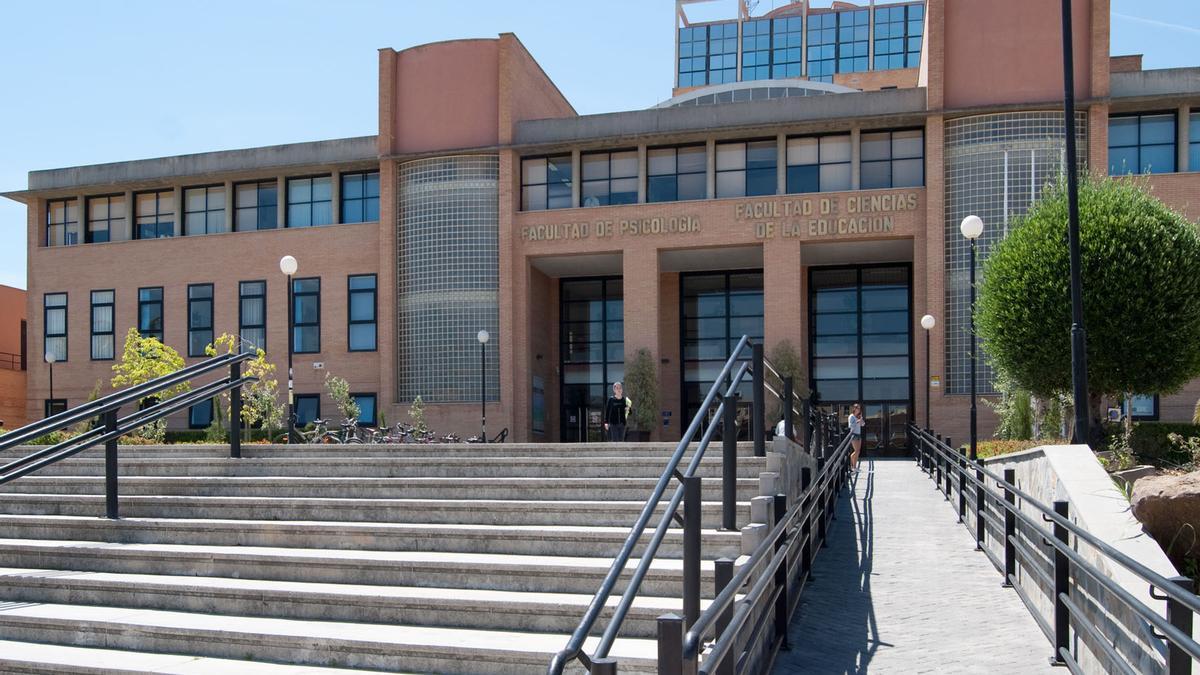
[773, 457, 1056, 674]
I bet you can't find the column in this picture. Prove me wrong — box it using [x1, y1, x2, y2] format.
[623, 246, 660, 358]
[276, 176, 286, 229]
[571, 149, 581, 208]
[223, 180, 234, 233]
[172, 186, 184, 237]
[776, 133, 787, 195]
[637, 144, 648, 203]
[850, 127, 862, 190]
[763, 236, 803, 357]
[706, 139, 716, 199]
[1178, 105, 1191, 173]
[121, 190, 134, 242]
[330, 170, 341, 225]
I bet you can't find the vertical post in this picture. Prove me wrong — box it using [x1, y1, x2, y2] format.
[229, 360, 242, 459]
[656, 614, 686, 675]
[925, 327, 931, 429]
[1003, 469, 1016, 587]
[802, 396, 812, 450]
[783, 376, 794, 441]
[773, 493, 790, 651]
[935, 434, 943, 490]
[1166, 575, 1194, 675]
[944, 436, 953, 500]
[1051, 500, 1070, 665]
[104, 409, 119, 520]
[48, 361, 54, 413]
[722, 396, 738, 531]
[752, 344, 765, 457]
[286, 273, 295, 443]
[683, 475, 702, 629]
[974, 446, 985, 550]
[958, 448, 967, 522]
[591, 659, 618, 674]
[481, 340, 487, 443]
[714, 557, 735, 675]
[969, 238, 978, 462]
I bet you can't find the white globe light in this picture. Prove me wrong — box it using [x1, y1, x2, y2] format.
[960, 215, 984, 240]
[477, 329, 490, 345]
[921, 314, 936, 330]
[44, 352, 57, 364]
[279, 255, 298, 275]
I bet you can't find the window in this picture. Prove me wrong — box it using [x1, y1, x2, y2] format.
[521, 155, 572, 211]
[351, 393, 377, 427]
[239, 281, 266, 351]
[90, 290, 114, 360]
[341, 171, 380, 223]
[836, 9, 870, 74]
[189, 399, 214, 429]
[292, 277, 320, 353]
[348, 274, 376, 352]
[860, 129, 925, 189]
[187, 284, 214, 357]
[771, 16, 804, 79]
[138, 287, 163, 341]
[46, 199, 80, 247]
[1190, 113, 1200, 171]
[44, 293, 67, 362]
[560, 278, 623, 442]
[295, 394, 320, 427]
[581, 150, 637, 207]
[873, 3, 924, 70]
[1108, 113, 1177, 175]
[286, 176, 333, 227]
[786, 134, 851, 193]
[707, 22, 738, 85]
[235, 180, 278, 231]
[135, 190, 175, 239]
[678, 25, 709, 87]
[808, 10, 868, 81]
[741, 19, 772, 81]
[716, 140, 777, 198]
[648, 145, 707, 203]
[44, 399, 67, 418]
[184, 186, 226, 236]
[806, 12, 837, 82]
[86, 195, 125, 244]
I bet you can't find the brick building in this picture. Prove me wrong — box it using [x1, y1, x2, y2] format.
[4, 0, 1199, 450]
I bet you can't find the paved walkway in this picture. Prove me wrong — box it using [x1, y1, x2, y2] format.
[773, 457, 1057, 674]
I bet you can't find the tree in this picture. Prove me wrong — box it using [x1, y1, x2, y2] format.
[767, 340, 807, 424]
[976, 176, 1200, 439]
[623, 348, 659, 434]
[205, 333, 282, 438]
[324, 372, 360, 423]
[110, 328, 189, 442]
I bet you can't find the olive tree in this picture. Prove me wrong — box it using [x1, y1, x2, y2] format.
[976, 176, 1200, 438]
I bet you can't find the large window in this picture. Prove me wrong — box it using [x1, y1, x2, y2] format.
[286, 176, 333, 227]
[648, 145, 707, 203]
[1108, 113, 1177, 175]
[678, 25, 709, 87]
[292, 277, 320, 354]
[836, 9, 870, 74]
[44, 293, 67, 362]
[135, 190, 175, 239]
[348, 274, 377, 352]
[786, 134, 851, 194]
[521, 155, 572, 211]
[707, 22, 738, 85]
[806, 12, 837, 82]
[86, 195, 125, 244]
[90, 290, 114, 360]
[341, 171, 380, 223]
[860, 129, 924, 189]
[560, 278, 623, 442]
[46, 199, 80, 247]
[1190, 113, 1200, 171]
[187, 283, 214, 357]
[239, 281, 266, 351]
[873, 3, 924, 70]
[741, 19, 773, 81]
[184, 186, 226, 236]
[581, 150, 637, 207]
[138, 287, 163, 341]
[352, 393, 377, 427]
[235, 180, 278, 231]
[295, 394, 320, 427]
[808, 10, 868, 81]
[189, 399, 214, 429]
[716, 140, 776, 198]
[771, 16, 804, 78]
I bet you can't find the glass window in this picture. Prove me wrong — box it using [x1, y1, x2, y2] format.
[135, 190, 175, 239]
[183, 186, 226, 236]
[239, 281, 266, 351]
[86, 195, 125, 244]
[352, 393, 377, 426]
[561, 278, 623, 441]
[235, 180, 278, 231]
[286, 176, 333, 227]
[861, 129, 924, 189]
[44, 399, 68, 418]
[341, 171, 380, 223]
[189, 398, 214, 429]
[44, 293, 67, 362]
[45, 199, 80, 247]
[786, 134, 852, 193]
[678, 25, 709, 88]
[806, 12, 837, 82]
[836, 9, 870, 74]
[716, 140, 776, 198]
[1190, 113, 1200, 172]
[138, 287, 164, 341]
[90, 290, 114, 360]
[293, 277, 320, 354]
[187, 284, 214, 357]
[771, 16, 805, 79]
[294, 394, 320, 426]
[1128, 394, 1158, 421]
[874, 3, 924, 70]
[707, 22, 738, 85]
[741, 19, 772, 81]
[581, 150, 638, 207]
[521, 155, 572, 211]
[348, 274, 376, 352]
[648, 144, 707, 203]
[1108, 113, 1177, 175]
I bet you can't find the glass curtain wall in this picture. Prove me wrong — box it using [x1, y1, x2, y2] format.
[560, 278, 624, 442]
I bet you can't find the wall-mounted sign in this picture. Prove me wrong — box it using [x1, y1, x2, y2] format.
[521, 215, 701, 242]
[738, 191, 920, 239]
[930, 375, 941, 388]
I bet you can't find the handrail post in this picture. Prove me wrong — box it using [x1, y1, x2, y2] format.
[973, 447, 985, 551]
[782, 376, 794, 441]
[1051, 500, 1070, 665]
[683, 475, 702, 629]
[773, 493, 790, 651]
[230, 360, 242, 459]
[722, 396, 738, 531]
[104, 409, 119, 520]
[714, 557, 735, 643]
[1003, 469, 1016, 587]
[752, 343, 765, 457]
[802, 396, 812, 450]
[934, 434, 943, 491]
[657, 614, 690, 675]
[957, 447, 967, 520]
[1166, 575, 1194, 675]
[944, 436, 953, 500]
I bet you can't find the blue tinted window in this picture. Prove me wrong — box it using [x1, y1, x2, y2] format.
[581, 150, 638, 207]
[874, 3, 924, 70]
[235, 180, 277, 231]
[647, 145, 707, 203]
[138, 287, 163, 341]
[341, 171, 380, 223]
[295, 394, 320, 426]
[353, 393, 376, 426]
[287, 176, 333, 227]
[292, 277, 320, 354]
[348, 274, 376, 352]
[189, 399, 213, 429]
[521, 155, 572, 210]
[1108, 113, 1177, 175]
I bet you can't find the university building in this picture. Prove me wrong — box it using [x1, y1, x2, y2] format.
[5, 0, 1199, 449]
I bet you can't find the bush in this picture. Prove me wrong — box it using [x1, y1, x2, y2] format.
[967, 439, 1069, 459]
[623, 348, 659, 432]
[1126, 423, 1200, 467]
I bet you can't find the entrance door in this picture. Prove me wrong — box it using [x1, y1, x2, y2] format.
[560, 277, 624, 442]
[862, 402, 910, 453]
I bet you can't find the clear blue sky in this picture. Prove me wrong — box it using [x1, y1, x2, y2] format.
[0, 0, 1196, 290]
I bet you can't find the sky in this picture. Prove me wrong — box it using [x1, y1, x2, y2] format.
[0, 0, 1196, 291]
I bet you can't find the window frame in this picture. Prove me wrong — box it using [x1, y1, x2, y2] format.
[350, 392, 377, 427]
[45, 198, 80, 247]
[716, 138, 778, 199]
[183, 184, 227, 236]
[294, 393, 321, 427]
[292, 277, 321, 354]
[520, 154, 573, 211]
[785, 132, 853, 194]
[239, 280, 267, 351]
[90, 289, 115, 361]
[187, 283, 214, 357]
[134, 189, 175, 240]
[189, 398, 214, 429]
[234, 179, 279, 231]
[85, 194, 125, 244]
[1108, 111, 1178, 176]
[647, 143, 708, 204]
[347, 274, 377, 353]
[859, 127, 925, 189]
[1127, 394, 1159, 422]
[580, 149, 638, 207]
[44, 292, 68, 363]
[44, 399, 68, 418]
[285, 175, 333, 228]
[138, 286, 164, 342]
[339, 170, 380, 224]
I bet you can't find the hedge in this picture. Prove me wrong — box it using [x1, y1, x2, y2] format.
[1128, 422, 1200, 467]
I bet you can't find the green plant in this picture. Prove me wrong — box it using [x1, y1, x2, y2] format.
[985, 370, 1033, 440]
[976, 176, 1200, 443]
[324, 373, 360, 423]
[767, 340, 807, 423]
[1123, 422, 1200, 467]
[111, 328, 189, 443]
[409, 396, 427, 435]
[205, 334, 282, 437]
[623, 348, 659, 432]
[1167, 433, 1200, 469]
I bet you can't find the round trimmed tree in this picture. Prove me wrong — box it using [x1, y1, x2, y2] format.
[976, 176, 1200, 438]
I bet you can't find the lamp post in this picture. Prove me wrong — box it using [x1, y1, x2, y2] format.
[960, 215, 984, 461]
[279, 255, 298, 443]
[1060, 0, 1089, 445]
[45, 352, 57, 417]
[477, 329, 490, 443]
[920, 314, 935, 430]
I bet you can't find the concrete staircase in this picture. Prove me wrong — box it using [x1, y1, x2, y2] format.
[0, 442, 768, 674]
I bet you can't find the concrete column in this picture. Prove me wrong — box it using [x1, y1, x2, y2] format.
[800, 1, 809, 77]
[222, 180, 234, 233]
[330, 170, 341, 225]
[850, 127, 861, 190]
[776, 133, 787, 195]
[74, 193, 85, 246]
[1178, 105, 1191, 173]
[764, 236, 803, 356]
[706, 139, 716, 199]
[121, 190, 134, 242]
[571, 149, 581, 208]
[276, 176, 287, 228]
[736, 19, 743, 82]
[637, 145, 648, 203]
[173, 186, 184, 237]
[623, 247, 660, 358]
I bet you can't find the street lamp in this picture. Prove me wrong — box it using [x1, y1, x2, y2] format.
[279, 255, 298, 443]
[45, 352, 57, 417]
[960, 215, 984, 461]
[920, 314, 935, 430]
[477, 329, 490, 443]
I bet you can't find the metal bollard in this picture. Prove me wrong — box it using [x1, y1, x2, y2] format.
[104, 409, 119, 520]
[714, 558, 735, 675]
[935, 434, 943, 491]
[1003, 469, 1016, 587]
[944, 436, 953, 500]
[1051, 500, 1070, 665]
[656, 614, 687, 675]
[1165, 575, 1194, 675]
[721, 396, 738, 531]
[591, 658, 618, 674]
[683, 476, 702, 629]
[773, 493, 790, 651]
[958, 447, 967, 521]
[973, 447, 985, 550]
[752, 344, 765, 458]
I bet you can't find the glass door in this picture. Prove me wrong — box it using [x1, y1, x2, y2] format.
[560, 277, 623, 442]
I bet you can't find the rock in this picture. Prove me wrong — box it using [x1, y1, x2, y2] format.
[1112, 465, 1158, 492]
[1130, 470, 1200, 561]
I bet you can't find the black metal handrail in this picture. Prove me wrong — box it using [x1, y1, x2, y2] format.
[910, 424, 1199, 673]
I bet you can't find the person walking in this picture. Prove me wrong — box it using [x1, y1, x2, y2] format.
[603, 381, 632, 442]
[847, 403, 864, 469]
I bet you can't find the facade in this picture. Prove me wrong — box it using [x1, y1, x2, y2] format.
[5, 0, 1200, 449]
[0, 285, 27, 429]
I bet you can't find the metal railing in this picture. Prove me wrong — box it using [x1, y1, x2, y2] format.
[0, 351, 256, 518]
[548, 337, 843, 674]
[910, 424, 1199, 674]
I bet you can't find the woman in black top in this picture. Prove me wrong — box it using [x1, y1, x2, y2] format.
[603, 381, 631, 442]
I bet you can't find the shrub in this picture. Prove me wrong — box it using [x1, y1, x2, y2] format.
[1126, 423, 1200, 467]
[623, 348, 659, 432]
[324, 373, 360, 423]
[409, 396, 427, 435]
[767, 340, 806, 423]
